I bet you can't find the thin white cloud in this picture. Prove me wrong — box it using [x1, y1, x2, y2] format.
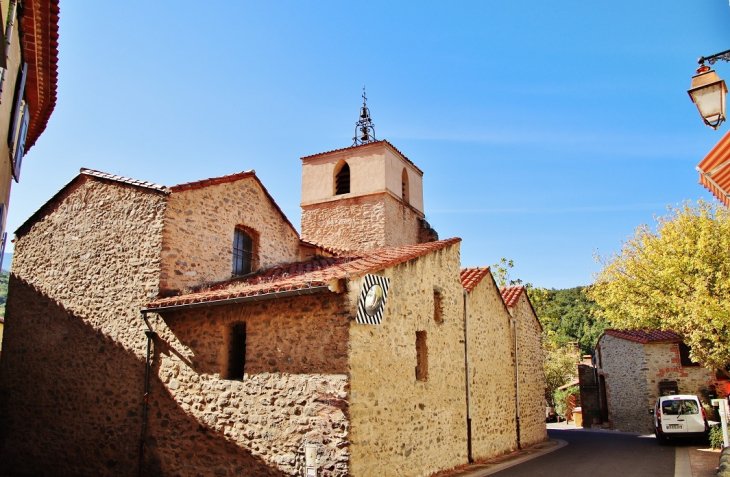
[430, 203, 670, 214]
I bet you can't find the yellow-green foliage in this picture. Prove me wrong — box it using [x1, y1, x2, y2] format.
[587, 200, 730, 368]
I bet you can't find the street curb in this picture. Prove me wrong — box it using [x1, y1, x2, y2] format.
[454, 439, 568, 477]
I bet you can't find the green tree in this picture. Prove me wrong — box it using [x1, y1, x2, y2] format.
[587, 200, 730, 368]
[538, 287, 607, 355]
[543, 340, 579, 407]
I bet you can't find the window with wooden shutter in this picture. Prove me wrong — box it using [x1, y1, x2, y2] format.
[12, 101, 28, 181]
[8, 61, 26, 153]
[232, 227, 254, 276]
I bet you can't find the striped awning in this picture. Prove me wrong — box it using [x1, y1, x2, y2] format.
[697, 130, 730, 207]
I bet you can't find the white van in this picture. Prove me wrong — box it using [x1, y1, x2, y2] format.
[651, 394, 708, 443]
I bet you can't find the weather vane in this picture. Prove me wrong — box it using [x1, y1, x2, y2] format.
[353, 86, 376, 146]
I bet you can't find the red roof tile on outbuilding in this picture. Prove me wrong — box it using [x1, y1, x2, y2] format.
[460, 267, 491, 293]
[604, 329, 683, 344]
[500, 286, 525, 308]
[146, 237, 462, 310]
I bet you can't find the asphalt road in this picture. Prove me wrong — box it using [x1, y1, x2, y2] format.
[492, 429, 676, 477]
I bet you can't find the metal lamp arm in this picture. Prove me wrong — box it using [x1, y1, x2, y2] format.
[699, 49, 730, 66]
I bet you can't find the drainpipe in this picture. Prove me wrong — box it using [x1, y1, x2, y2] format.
[512, 318, 521, 450]
[462, 290, 473, 463]
[139, 312, 157, 477]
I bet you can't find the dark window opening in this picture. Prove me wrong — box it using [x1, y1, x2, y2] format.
[416, 331, 428, 381]
[401, 168, 409, 203]
[679, 343, 699, 367]
[228, 323, 247, 380]
[659, 380, 679, 396]
[335, 163, 350, 195]
[433, 290, 443, 323]
[233, 227, 254, 275]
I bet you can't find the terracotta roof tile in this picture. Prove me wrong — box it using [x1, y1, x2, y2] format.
[460, 267, 491, 293]
[604, 329, 683, 344]
[500, 286, 525, 308]
[81, 168, 168, 193]
[300, 140, 423, 175]
[22, 0, 60, 153]
[146, 237, 461, 310]
[169, 170, 256, 192]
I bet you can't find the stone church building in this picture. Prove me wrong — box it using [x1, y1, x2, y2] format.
[0, 139, 546, 476]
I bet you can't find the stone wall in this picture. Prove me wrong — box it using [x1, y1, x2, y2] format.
[301, 193, 421, 253]
[160, 177, 301, 295]
[147, 291, 352, 476]
[644, 343, 713, 406]
[597, 335, 651, 433]
[347, 243, 468, 477]
[465, 274, 518, 460]
[0, 176, 167, 475]
[511, 294, 548, 446]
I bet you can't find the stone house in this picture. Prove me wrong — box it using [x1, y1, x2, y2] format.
[592, 329, 716, 433]
[499, 285, 547, 447]
[0, 140, 546, 476]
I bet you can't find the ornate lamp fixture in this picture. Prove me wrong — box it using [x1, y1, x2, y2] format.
[353, 87, 376, 146]
[688, 50, 730, 129]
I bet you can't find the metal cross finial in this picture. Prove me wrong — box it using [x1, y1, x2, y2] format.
[353, 87, 376, 146]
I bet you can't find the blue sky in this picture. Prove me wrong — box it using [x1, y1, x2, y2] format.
[8, 1, 730, 288]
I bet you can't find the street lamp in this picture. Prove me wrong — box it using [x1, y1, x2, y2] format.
[688, 49, 730, 129]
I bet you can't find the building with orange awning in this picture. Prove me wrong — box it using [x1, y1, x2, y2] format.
[697, 130, 730, 206]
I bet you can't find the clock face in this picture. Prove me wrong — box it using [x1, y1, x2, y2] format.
[364, 284, 384, 316]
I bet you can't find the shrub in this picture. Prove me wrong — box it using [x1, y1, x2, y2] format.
[553, 385, 579, 420]
[710, 425, 724, 450]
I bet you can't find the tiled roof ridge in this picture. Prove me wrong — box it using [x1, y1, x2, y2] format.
[500, 285, 526, 308]
[460, 266, 492, 293]
[300, 140, 424, 175]
[299, 239, 351, 256]
[169, 170, 300, 238]
[169, 170, 255, 192]
[23, 0, 61, 154]
[604, 329, 683, 344]
[80, 168, 169, 194]
[146, 238, 461, 310]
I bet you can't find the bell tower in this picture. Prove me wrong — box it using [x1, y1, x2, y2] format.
[300, 91, 436, 253]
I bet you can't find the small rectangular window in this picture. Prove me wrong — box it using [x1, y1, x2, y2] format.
[679, 343, 699, 367]
[228, 323, 246, 380]
[416, 331, 428, 381]
[433, 290, 443, 323]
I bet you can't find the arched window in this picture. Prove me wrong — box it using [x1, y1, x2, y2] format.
[401, 168, 409, 203]
[335, 162, 350, 195]
[232, 227, 254, 275]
